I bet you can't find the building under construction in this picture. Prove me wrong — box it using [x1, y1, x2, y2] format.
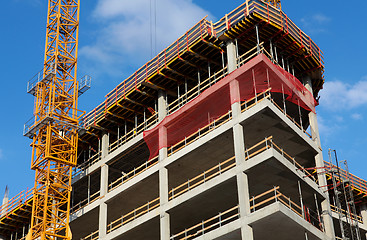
[1, 0, 367, 239]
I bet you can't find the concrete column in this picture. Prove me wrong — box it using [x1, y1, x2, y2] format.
[159, 167, 170, 240]
[361, 204, 367, 227]
[101, 132, 109, 158]
[99, 132, 109, 238]
[157, 90, 170, 240]
[227, 42, 254, 239]
[158, 90, 167, 122]
[226, 40, 237, 73]
[303, 75, 335, 239]
[99, 164, 109, 238]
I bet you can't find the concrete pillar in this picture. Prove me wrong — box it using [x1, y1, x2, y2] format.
[157, 90, 170, 240]
[227, 41, 254, 240]
[101, 132, 109, 158]
[99, 164, 109, 238]
[226, 40, 237, 73]
[361, 204, 367, 227]
[158, 90, 167, 122]
[159, 167, 170, 240]
[303, 75, 335, 239]
[99, 132, 109, 238]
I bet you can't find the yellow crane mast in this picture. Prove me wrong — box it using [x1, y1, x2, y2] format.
[25, 0, 81, 239]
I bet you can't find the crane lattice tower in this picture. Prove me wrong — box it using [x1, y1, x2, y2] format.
[28, 0, 80, 239]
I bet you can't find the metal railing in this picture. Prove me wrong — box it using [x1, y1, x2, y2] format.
[210, 0, 323, 67]
[324, 162, 367, 194]
[250, 186, 323, 231]
[170, 187, 322, 240]
[330, 204, 363, 224]
[106, 197, 160, 234]
[81, 18, 210, 129]
[73, 150, 102, 177]
[168, 136, 316, 201]
[167, 66, 228, 116]
[170, 205, 240, 240]
[270, 98, 312, 139]
[108, 155, 159, 192]
[71, 190, 100, 213]
[26, 68, 55, 96]
[81, 0, 323, 131]
[167, 110, 232, 157]
[81, 230, 99, 240]
[78, 75, 92, 96]
[0, 187, 33, 218]
[108, 112, 158, 154]
[169, 156, 236, 201]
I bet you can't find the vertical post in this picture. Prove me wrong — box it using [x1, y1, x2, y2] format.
[99, 132, 109, 238]
[99, 164, 108, 238]
[274, 45, 279, 63]
[158, 90, 170, 240]
[269, 39, 274, 62]
[255, 25, 260, 54]
[87, 175, 91, 204]
[360, 204, 367, 228]
[226, 40, 237, 73]
[227, 40, 254, 240]
[208, 62, 211, 86]
[298, 181, 305, 218]
[303, 75, 335, 239]
[197, 70, 201, 95]
[235, 39, 240, 67]
[185, 79, 188, 103]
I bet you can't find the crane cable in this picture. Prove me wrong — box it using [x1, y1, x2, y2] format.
[150, 0, 157, 58]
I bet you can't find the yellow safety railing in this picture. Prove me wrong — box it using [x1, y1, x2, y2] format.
[81, 229, 99, 240]
[81, 0, 323, 132]
[167, 110, 232, 157]
[81, 18, 211, 129]
[71, 190, 101, 213]
[330, 204, 363, 224]
[0, 187, 33, 219]
[73, 150, 102, 177]
[249, 186, 322, 231]
[168, 136, 316, 201]
[171, 186, 322, 240]
[108, 112, 158, 154]
[324, 162, 367, 194]
[107, 197, 160, 234]
[108, 155, 159, 192]
[211, 0, 323, 68]
[170, 205, 240, 240]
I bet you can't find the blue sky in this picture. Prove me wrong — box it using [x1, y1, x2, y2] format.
[0, 0, 366, 199]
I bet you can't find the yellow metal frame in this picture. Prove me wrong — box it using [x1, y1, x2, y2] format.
[263, 0, 281, 9]
[29, 0, 80, 239]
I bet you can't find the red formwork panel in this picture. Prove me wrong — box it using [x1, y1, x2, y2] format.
[144, 54, 317, 159]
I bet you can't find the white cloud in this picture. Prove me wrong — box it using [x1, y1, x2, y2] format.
[312, 14, 331, 24]
[300, 13, 331, 34]
[319, 77, 367, 110]
[352, 113, 363, 120]
[79, 0, 212, 79]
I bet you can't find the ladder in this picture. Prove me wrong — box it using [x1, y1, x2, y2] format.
[328, 149, 361, 240]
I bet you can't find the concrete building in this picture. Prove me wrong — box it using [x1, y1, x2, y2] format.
[1, 1, 367, 240]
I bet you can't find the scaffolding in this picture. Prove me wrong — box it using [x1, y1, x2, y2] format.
[328, 149, 361, 240]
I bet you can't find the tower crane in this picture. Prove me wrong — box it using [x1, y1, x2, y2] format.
[24, 0, 83, 239]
